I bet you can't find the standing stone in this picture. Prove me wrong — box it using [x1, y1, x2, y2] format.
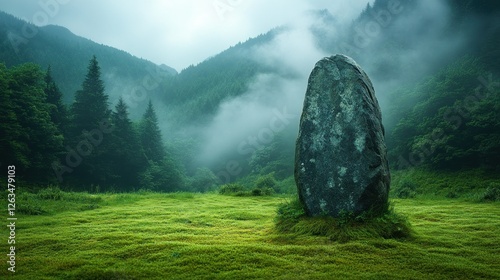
[295, 54, 390, 217]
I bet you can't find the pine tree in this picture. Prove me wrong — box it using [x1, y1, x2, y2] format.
[0, 63, 64, 182]
[70, 55, 110, 137]
[68, 56, 113, 189]
[140, 100, 165, 163]
[0, 64, 23, 170]
[44, 66, 68, 136]
[110, 97, 144, 190]
[138, 100, 185, 192]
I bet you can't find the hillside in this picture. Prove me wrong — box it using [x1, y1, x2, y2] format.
[0, 0, 499, 188]
[159, 0, 500, 132]
[0, 11, 176, 117]
[160, 29, 281, 127]
[159, 0, 500, 178]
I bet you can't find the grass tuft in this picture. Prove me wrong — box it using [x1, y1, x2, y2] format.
[393, 180, 418, 199]
[37, 186, 64, 200]
[478, 183, 500, 202]
[14, 187, 104, 215]
[275, 198, 413, 242]
[219, 183, 274, 197]
[219, 183, 246, 195]
[17, 192, 46, 215]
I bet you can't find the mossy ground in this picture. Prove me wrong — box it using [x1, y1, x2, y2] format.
[275, 199, 413, 243]
[1, 190, 499, 279]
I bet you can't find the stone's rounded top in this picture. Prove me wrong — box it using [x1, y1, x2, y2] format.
[313, 54, 375, 96]
[325, 54, 359, 66]
[315, 54, 361, 70]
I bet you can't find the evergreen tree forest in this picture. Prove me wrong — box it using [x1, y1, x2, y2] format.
[0, 0, 499, 195]
[0, 57, 184, 192]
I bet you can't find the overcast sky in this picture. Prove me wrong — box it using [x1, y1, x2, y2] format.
[0, 0, 372, 71]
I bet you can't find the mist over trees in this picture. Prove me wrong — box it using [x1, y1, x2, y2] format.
[0, 0, 499, 192]
[160, 0, 500, 182]
[387, 57, 500, 170]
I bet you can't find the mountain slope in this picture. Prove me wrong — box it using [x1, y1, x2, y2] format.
[163, 0, 500, 176]
[0, 11, 176, 116]
[160, 28, 284, 128]
[1, 1, 499, 180]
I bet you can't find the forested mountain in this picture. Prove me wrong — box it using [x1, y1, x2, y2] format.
[0, 0, 499, 191]
[158, 0, 500, 179]
[160, 30, 278, 127]
[0, 11, 176, 116]
[159, 0, 498, 132]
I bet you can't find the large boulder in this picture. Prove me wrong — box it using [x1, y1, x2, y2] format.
[295, 54, 390, 217]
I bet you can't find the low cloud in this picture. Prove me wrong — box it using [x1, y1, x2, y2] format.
[197, 0, 481, 173]
[197, 13, 331, 167]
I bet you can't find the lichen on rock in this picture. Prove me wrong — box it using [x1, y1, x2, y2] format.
[295, 54, 390, 217]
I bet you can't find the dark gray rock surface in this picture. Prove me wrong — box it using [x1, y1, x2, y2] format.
[295, 54, 390, 217]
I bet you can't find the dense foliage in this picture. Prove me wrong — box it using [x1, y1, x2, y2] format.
[1, 57, 184, 192]
[373, 1, 500, 170]
[0, 0, 499, 192]
[387, 57, 500, 170]
[0, 63, 64, 181]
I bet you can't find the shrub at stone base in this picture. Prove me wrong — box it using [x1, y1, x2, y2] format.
[275, 198, 413, 243]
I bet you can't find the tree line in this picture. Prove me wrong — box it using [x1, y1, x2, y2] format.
[0, 56, 185, 192]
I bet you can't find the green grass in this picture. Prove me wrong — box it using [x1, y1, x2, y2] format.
[1, 191, 499, 279]
[391, 168, 500, 200]
[275, 199, 413, 243]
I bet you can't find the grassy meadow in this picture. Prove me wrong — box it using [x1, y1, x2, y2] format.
[1, 188, 499, 279]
